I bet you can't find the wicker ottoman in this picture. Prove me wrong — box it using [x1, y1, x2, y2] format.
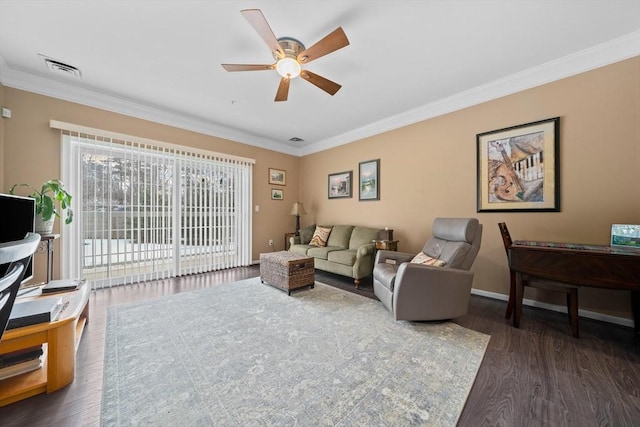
[260, 251, 315, 295]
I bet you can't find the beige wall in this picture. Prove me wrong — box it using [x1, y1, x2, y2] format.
[299, 57, 640, 320]
[2, 57, 639, 320]
[1, 87, 298, 282]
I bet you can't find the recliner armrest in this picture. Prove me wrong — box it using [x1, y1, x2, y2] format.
[374, 250, 414, 265]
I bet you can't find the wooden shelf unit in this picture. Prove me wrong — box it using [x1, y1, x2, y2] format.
[0, 282, 90, 407]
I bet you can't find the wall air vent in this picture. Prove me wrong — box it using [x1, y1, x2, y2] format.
[38, 54, 82, 78]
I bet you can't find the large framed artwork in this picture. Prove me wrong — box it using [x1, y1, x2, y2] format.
[476, 117, 560, 212]
[268, 168, 286, 186]
[328, 171, 353, 199]
[359, 159, 380, 201]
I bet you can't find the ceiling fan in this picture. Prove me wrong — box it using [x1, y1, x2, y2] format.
[222, 9, 350, 102]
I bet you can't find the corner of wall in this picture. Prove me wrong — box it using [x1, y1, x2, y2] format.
[0, 81, 5, 190]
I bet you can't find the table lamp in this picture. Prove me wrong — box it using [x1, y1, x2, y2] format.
[290, 202, 307, 235]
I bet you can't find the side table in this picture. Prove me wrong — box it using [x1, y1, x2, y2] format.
[284, 232, 296, 251]
[38, 234, 60, 284]
[374, 240, 399, 251]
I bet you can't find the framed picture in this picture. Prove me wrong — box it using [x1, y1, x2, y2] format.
[359, 159, 380, 201]
[328, 171, 353, 199]
[271, 189, 283, 200]
[477, 117, 560, 212]
[268, 168, 286, 186]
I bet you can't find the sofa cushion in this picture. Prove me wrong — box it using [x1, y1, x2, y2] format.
[327, 249, 357, 266]
[309, 226, 332, 247]
[410, 251, 446, 267]
[327, 225, 354, 248]
[349, 226, 380, 249]
[299, 224, 316, 245]
[307, 246, 342, 260]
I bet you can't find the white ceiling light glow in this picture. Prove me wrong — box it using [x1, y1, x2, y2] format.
[276, 57, 301, 79]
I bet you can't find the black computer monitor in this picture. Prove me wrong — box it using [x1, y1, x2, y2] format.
[0, 193, 36, 283]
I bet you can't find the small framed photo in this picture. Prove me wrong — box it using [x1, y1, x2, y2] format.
[268, 168, 286, 186]
[359, 159, 380, 201]
[271, 189, 284, 200]
[328, 171, 353, 199]
[477, 117, 560, 212]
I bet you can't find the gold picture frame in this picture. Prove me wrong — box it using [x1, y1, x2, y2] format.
[268, 168, 286, 186]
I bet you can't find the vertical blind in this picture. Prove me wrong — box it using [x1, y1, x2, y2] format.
[53, 121, 254, 290]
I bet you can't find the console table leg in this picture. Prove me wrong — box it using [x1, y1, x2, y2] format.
[513, 271, 524, 328]
[505, 270, 516, 319]
[631, 290, 640, 341]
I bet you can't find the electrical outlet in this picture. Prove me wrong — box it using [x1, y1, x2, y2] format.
[268, 239, 274, 246]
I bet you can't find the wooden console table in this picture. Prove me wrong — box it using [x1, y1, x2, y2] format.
[508, 241, 640, 339]
[0, 282, 90, 406]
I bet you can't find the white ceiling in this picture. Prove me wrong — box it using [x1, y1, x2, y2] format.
[0, 1, 638, 156]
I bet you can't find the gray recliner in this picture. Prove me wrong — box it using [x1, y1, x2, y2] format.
[373, 218, 483, 321]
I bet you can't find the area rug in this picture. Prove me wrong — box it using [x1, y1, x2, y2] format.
[101, 278, 490, 426]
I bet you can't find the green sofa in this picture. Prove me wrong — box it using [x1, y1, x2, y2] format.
[289, 224, 382, 288]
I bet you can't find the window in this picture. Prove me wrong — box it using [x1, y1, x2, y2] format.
[55, 122, 253, 289]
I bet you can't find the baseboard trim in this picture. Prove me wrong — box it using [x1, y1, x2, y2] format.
[471, 288, 635, 329]
[249, 263, 635, 329]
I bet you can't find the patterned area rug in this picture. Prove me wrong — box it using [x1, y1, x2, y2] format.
[101, 278, 490, 426]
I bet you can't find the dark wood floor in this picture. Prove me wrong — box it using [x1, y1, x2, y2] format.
[1, 266, 639, 426]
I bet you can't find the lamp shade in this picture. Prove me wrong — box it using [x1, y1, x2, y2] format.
[290, 202, 307, 216]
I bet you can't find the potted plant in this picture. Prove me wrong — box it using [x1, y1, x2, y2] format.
[9, 179, 73, 235]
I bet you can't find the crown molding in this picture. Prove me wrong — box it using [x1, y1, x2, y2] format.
[0, 57, 301, 157]
[2, 30, 639, 158]
[300, 30, 640, 156]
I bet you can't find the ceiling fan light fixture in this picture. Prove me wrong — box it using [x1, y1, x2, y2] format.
[222, 10, 349, 101]
[276, 57, 301, 79]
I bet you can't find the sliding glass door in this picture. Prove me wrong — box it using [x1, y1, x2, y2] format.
[60, 130, 253, 289]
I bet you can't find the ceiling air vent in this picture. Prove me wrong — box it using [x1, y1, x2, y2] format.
[38, 54, 82, 78]
[289, 137, 304, 142]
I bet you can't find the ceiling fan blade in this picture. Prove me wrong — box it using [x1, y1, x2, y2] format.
[222, 64, 274, 72]
[241, 9, 284, 58]
[297, 27, 349, 64]
[301, 70, 342, 95]
[274, 77, 290, 102]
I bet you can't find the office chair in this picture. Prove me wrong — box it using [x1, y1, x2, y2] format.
[0, 233, 41, 341]
[499, 222, 579, 337]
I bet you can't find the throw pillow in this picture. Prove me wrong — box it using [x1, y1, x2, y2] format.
[299, 224, 316, 245]
[410, 251, 446, 267]
[309, 226, 332, 247]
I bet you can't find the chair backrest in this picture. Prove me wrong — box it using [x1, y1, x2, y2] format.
[422, 218, 482, 270]
[0, 233, 41, 340]
[498, 222, 513, 256]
